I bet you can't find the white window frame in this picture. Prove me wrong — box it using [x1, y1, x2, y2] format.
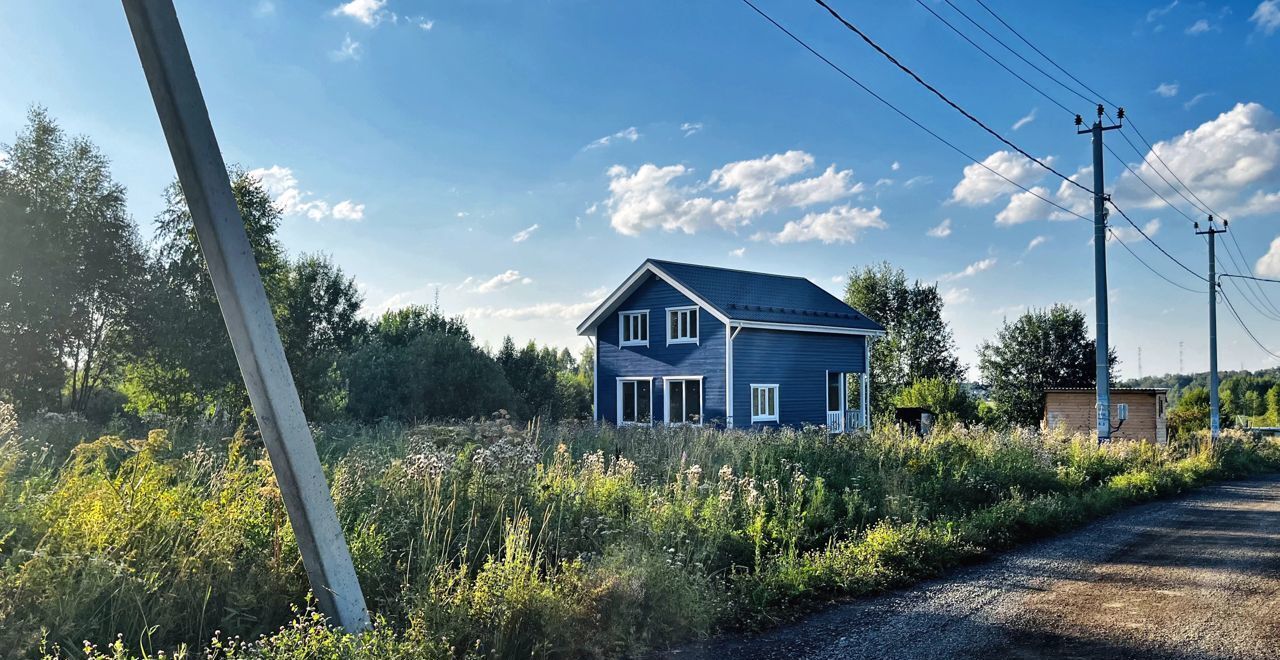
[662, 375, 705, 426]
[750, 384, 779, 423]
[618, 310, 649, 348]
[616, 377, 653, 426]
[666, 306, 700, 345]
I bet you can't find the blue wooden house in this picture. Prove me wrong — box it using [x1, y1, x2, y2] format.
[577, 259, 885, 430]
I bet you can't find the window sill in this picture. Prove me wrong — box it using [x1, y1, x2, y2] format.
[666, 339, 699, 346]
[619, 341, 649, 348]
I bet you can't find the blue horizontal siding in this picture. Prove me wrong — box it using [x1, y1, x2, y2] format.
[732, 329, 865, 428]
[597, 275, 726, 425]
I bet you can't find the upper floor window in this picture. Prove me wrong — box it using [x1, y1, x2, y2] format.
[619, 310, 648, 347]
[667, 306, 699, 344]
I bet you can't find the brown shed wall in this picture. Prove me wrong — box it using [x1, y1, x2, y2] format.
[1042, 391, 1166, 443]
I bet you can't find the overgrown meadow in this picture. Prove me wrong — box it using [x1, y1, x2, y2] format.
[1, 400, 1277, 659]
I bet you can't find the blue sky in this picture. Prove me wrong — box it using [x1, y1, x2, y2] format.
[3, 0, 1279, 379]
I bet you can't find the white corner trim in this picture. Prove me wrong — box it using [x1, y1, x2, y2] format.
[725, 320, 734, 428]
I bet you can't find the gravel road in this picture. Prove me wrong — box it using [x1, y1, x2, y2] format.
[671, 475, 1280, 660]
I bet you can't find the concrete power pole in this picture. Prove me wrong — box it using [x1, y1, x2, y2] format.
[1078, 105, 1123, 443]
[120, 0, 370, 631]
[1196, 216, 1228, 443]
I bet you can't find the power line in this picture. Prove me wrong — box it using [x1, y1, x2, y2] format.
[1107, 228, 1202, 293]
[1220, 288, 1280, 360]
[1217, 240, 1280, 320]
[736, 0, 1090, 222]
[1123, 117, 1215, 216]
[809, 0, 1091, 194]
[912, 0, 1074, 116]
[970, 0, 1114, 107]
[1222, 273, 1280, 285]
[938, 0, 1097, 108]
[1103, 144, 1200, 226]
[1225, 229, 1280, 317]
[1107, 199, 1207, 282]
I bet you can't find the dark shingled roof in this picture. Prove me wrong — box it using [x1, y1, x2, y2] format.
[648, 259, 885, 332]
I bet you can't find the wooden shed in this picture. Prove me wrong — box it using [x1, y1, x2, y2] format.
[1042, 387, 1169, 444]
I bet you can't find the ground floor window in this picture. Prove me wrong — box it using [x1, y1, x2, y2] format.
[618, 378, 652, 425]
[751, 384, 778, 422]
[665, 377, 702, 424]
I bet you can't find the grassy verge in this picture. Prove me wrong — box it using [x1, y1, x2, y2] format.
[1, 401, 1276, 659]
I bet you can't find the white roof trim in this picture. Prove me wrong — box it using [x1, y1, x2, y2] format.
[576, 261, 729, 335]
[731, 320, 887, 337]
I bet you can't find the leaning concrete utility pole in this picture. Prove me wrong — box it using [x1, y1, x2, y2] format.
[1077, 105, 1123, 443]
[120, 0, 370, 631]
[1196, 216, 1228, 442]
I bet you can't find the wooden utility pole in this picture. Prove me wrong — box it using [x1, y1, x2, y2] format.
[120, 0, 370, 631]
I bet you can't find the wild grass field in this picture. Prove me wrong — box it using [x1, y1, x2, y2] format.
[2, 400, 1278, 659]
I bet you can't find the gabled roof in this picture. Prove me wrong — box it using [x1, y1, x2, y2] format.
[577, 259, 886, 336]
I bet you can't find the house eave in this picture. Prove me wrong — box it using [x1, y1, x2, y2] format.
[729, 320, 887, 337]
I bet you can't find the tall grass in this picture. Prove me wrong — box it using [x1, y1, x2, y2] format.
[0, 400, 1276, 659]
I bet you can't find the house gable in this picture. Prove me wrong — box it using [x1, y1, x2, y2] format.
[595, 275, 726, 425]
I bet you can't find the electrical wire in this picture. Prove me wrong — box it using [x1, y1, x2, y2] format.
[1219, 288, 1280, 360]
[1107, 228, 1203, 293]
[970, 0, 1115, 107]
[737, 0, 1090, 222]
[911, 0, 1075, 117]
[1107, 199, 1207, 282]
[1222, 273, 1280, 285]
[808, 0, 1091, 194]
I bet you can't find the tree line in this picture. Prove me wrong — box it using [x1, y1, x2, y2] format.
[0, 108, 590, 424]
[2, 106, 1246, 436]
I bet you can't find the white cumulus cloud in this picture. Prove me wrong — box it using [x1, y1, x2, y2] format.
[1113, 102, 1280, 218]
[1154, 82, 1180, 98]
[680, 122, 703, 137]
[1254, 1, 1280, 34]
[1012, 108, 1037, 131]
[512, 224, 540, 243]
[758, 205, 886, 245]
[605, 150, 866, 236]
[1185, 19, 1213, 34]
[247, 165, 364, 222]
[331, 34, 361, 61]
[1026, 235, 1049, 252]
[333, 0, 387, 25]
[941, 257, 997, 281]
[472, 270, 533, 293]
[1256, 235, 1280, 277]
[585, 127, 640, 150]
[927, 218, 952, 238]
[951, 150, 1054, 206]
[1107, 218, 1161, 244]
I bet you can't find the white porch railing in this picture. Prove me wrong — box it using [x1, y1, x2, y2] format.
[827, 410, 864, 433]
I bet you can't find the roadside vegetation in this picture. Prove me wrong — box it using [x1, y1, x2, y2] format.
[3, 399, 1277, 659]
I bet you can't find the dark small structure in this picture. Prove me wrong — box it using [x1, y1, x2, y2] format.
[895, 406, 935, 436]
